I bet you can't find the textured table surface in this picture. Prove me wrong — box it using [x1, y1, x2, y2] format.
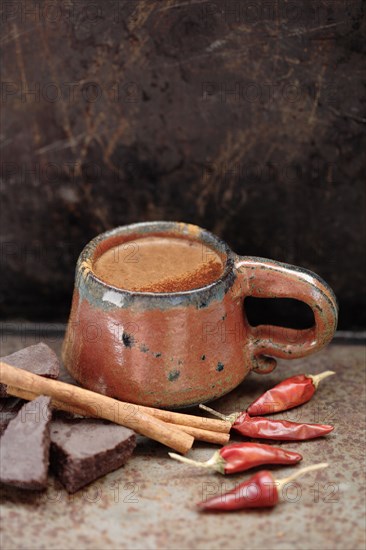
[0, 330, 365, 550]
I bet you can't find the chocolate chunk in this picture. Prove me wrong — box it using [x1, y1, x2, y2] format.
[0, 343, 60, 397]
[50, 418, 136, 493]
[0, 398, 24, 436]
[0, 396, 52, 490]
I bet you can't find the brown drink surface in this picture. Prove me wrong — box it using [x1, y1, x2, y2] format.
[93, 236, 224, 292]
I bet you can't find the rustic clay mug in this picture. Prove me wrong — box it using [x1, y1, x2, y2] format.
[62, 221, 338, 408]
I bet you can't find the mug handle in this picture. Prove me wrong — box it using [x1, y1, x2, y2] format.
[234, 256, 338, 374]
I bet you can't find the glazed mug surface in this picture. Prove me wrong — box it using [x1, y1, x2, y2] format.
[62, 222, 338, 408]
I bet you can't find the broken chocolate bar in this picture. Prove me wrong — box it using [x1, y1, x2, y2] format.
[0, 343, 60, 397]
[50, 418, 136, 493]
[0, 396, 52, 490]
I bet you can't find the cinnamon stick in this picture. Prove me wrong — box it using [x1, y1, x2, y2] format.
[0, 362, 193, 454]
[8, 385, 230, 445]
[6, 385, 93, 417]
[139, 406, 231, 434]
[166, 423, 230, 445]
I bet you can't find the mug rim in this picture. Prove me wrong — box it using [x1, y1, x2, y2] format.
[77, 221, 236, 300]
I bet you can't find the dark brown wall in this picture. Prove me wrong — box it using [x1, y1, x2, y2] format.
[1, 0, 365, 328]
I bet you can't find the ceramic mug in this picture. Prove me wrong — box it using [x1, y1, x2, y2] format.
[62, 222, 338, 408]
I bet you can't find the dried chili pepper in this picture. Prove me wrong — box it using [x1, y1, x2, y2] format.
[247, 371, 335, 416]
[232, 412, 334, 440]
[200, 405, 334, 441]
[169, 442, 302, 474]
[197, 463, 328, 511]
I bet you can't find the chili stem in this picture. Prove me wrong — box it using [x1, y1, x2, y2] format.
[168, 452, 218, 471]
[276, 462, 328, 491]
[199, 404, 238, 423]
[308, 371, 335, 388]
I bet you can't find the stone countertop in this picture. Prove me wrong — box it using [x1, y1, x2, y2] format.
[0, 330, 365, 550]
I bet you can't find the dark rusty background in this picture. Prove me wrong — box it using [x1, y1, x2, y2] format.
[0, 0, 365, 327]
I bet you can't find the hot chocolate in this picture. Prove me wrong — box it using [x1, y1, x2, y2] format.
[93, 236, 224, 292]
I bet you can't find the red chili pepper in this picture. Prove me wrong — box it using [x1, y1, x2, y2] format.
[169, 442, 302, 474]
[233, 412, 334, 441]
[200, 405, 334, 441]
[197, 463, 328, 511]
[247, 371, 335, 415]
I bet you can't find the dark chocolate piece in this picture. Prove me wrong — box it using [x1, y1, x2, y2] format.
[50, 418, 136, 493]
[0, 343, 60, 397]
[0, 398, 24, 436]
[0, 396, 52, 490]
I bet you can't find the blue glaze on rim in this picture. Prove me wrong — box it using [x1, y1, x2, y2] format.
[75, 221, 237, 310]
